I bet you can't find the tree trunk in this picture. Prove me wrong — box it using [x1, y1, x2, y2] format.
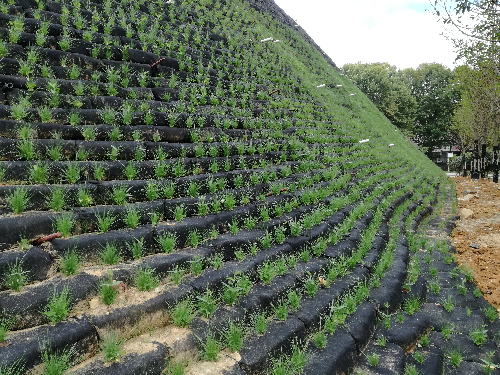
[494, 123, 499, 183]
[481, 143, 487, 178]
[462, 152, 467, 177]
[472, 139, 480, 179]
[493, 146, 499, 183]
[459, 139, 468, 177]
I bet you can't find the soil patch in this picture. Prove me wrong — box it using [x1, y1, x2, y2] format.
[451, 177, 500, 309]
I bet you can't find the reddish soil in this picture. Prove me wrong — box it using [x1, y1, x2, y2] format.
[452, 176, 500, 309]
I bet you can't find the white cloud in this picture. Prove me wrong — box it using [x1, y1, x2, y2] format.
[274, 0, 457, 69]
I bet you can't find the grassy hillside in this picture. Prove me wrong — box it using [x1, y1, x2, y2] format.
[1, 0, 493, 374]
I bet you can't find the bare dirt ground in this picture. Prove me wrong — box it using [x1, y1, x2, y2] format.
[452, 176, 500, 308]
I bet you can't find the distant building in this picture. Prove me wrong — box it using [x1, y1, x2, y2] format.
[430, 146, 461, 171]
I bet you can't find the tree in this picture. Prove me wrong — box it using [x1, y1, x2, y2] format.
[342, 62, 417, 131]
[453, 63, 500, 178]
[433, 0, 500, 180]
[400, 63, 460, 153]
[343, 62, 458, 153]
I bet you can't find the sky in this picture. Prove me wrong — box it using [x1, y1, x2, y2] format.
[274, 0, 458, 70]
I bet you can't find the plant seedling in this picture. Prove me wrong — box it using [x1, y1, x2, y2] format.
[456, 279, 467, 295]
[367, 353, 380, 367]
[429, 280, 441, 294]
[253, 313, 268, 335]
[111, 185, 130, 205]
[136, 266, 159, 291]
[75, 148, 90, 161]
[29, 162, 49, 184]
[94, 163, 106, 181]
[49, 188, 65, 211]
[162, 181, 176, 199]
[325, 315, 337, 334]
[124, 162, 138, 180]
[124, 207, 140, 229]
[404, 297, 420, 316]
[156, 232, 177, 253]
[397, 312, 405, 323]
[421, 334, 429, 347]
[18, 139, 36, 161]
[377, 336, 386, 347]
[470, 325, 488, 346]
[244, 216, 257, 230]
[196, 289, 217, 318]
[260, 232, 273, 250]
[474, 287, 483, 298]
[60, 250, 79, 276]
[313, 331, 327, 349]
[235, 273, 252, 296]
[96, 211, 116, 233]
[222, 279, 242, 306]
[167, 265, 183, 284]
[274, 301, 288, 321]
[101, 330, 125, 362]
[77, 188, 93, 207]
[405, 365, 419, 375]
[442, 295, 455, 313]
[259, 261, 276, 284]
[429, 266, 438, 278]
[197, 198, 210, 216]
[100, 243, 121, 265]
[304, 274, 319, 297]
[41, 344, 75, 374]
[43, 286, 72, 324]
[270, 357, 288, 375]
[8, 187, 30, 214]
[481, 351, 498, 375]
[4, 260, 27, 291]
[290, 343, 307, 373]
[230, 220, 239, 235]
[101, 270, 119, 305]
[173, 204, 186, 222]
[300, 249, 310, 263]
[448, 348, 463, 368]
[187, 181, 199, 197]
[54, 212, 74, 237]
[413, 351, 425, 364]
[461, 264, 475, 282]
[164, 361, 185, 375]
[189, 257, 203, 275]
[149, 211, 162, 227]
[145, 182, 160, 201]
[201, 331, 220, 361]
[18, 238, 30, 250]
[224, 322, 244, 352]
[275, 257, 288, 276]
[172, 300, 194, 328]
[0, 316, 15, 343]
[186, 229, 201, 248]
[223, 194, 236, 210]
[129, 238, 144, 260]
[210, 252, 224, 270]
[483, 305, 498, 322]
[442, 323, 454, 340]
[275, 227, 285, 244]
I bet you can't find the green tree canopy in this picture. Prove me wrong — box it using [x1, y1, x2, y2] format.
[342, 62, 459, 153]
[452, 63, 499, 150]
[342, 62, 416, 131]
[400, 63, 460, 151]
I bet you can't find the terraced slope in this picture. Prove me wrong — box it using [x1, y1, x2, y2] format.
[0, 0, 497, 373]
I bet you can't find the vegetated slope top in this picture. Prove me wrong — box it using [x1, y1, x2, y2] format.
[0, 0, 454, 373]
